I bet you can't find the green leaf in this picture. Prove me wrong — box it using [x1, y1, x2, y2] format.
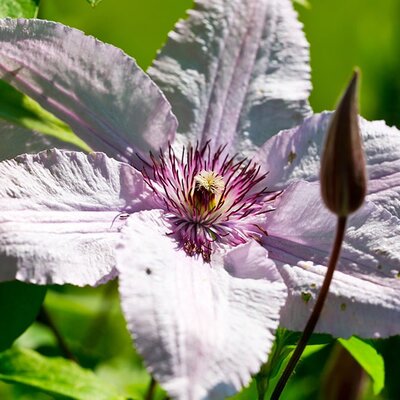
[0, 0, 40, 18]
[0, 281, 46, 352]
[0, 347, 125, 400]
[85, 0, 102, 7]
[256, 329, 331, 399]
[0, 81, 91, 152]
[43, 285, 151, 398]
[338, 336, 385, 395]
[16, 322, 57, 351]
[268, 343, 326, 382]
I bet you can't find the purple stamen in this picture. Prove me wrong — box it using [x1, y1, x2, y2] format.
[141, 143, 276, 262]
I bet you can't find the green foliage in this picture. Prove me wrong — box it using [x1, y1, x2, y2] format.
[0, 281, 46, 352]
[255, 329, 333, 399]
[0, 347, 126, 400]
[0, 0, 39, 18]
[262, 344, 328, 399]
[338, 337, 385, 395]
[0, 81, 90, 152]
[21, 284, 166, 400]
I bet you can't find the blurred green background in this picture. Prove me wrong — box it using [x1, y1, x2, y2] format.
[0, 1, 399, 399]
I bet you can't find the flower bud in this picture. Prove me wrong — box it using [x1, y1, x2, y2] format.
[320, 70, 367, 216]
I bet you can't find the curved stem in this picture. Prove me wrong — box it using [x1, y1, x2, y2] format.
[83, 280, 116, 348]
[38, 305, 78, 363]
[270, 216, 347, 400]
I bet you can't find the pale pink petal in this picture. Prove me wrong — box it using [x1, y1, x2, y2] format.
[149, 0, 311, 155]
[0, 120, 80, 161]
[256, 112, 400, 218]
[0, 19, 177, 165]
[0, 149, 151, 285]
[263, 180, 400, 337]
[255, 112, 330, 188]
[117, 210, 287, 400]
[361, 118, 400, 217]
[224, 240, 282, 281]
[278, 263, 400, 338]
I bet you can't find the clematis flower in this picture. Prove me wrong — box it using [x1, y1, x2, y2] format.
[0, 0, 399, 399]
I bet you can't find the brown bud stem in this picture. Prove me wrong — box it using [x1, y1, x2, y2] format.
[270, 70, 368, 399]
[270, 216, 347, 400]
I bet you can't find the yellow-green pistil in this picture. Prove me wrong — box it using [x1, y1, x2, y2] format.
[193, 170, 225, 213]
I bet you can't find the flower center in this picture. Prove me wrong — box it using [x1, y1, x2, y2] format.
[141, 143, 277, 262]
[193, 170, 225, 213]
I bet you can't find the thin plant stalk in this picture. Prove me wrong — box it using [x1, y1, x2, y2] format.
[83, 280, 116, 349]
[144, 376, 157, 400]
[270, 215, 347, 399]
[38, 305, 78, 363]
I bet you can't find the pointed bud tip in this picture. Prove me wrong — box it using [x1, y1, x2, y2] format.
[349, 68, 360, 89]
[320, 71, 367, 217]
